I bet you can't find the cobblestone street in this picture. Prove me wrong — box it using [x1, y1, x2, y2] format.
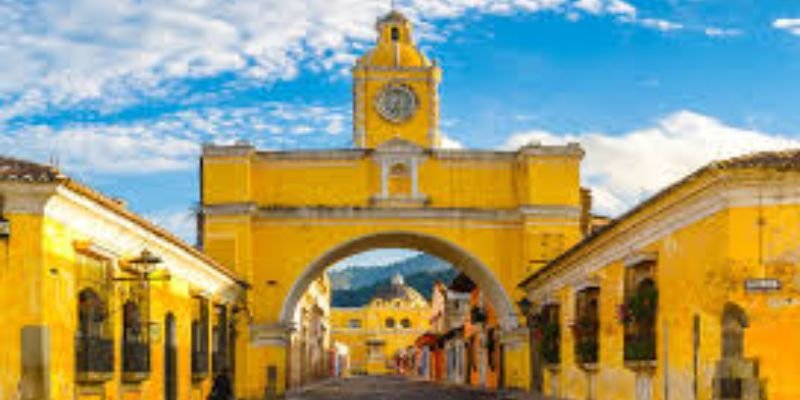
[289, 376, 517, 400]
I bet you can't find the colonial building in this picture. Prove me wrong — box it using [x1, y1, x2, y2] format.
[519, 150, 800, 400]
[329, 274, 431, 375]
[287, 274, 331, 388]
[0, 157, 243, 400]
[416, 273, 503, 389]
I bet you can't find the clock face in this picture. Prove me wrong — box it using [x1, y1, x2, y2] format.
[375, 84, 417, 123]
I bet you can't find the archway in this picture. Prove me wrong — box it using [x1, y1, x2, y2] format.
[279, 231, 519, 331]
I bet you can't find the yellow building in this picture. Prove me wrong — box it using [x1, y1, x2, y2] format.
[519, 150, 800, 400]
[201, 10, 587, 397]
[0, 157, 244, 400]
[330, 274, 431, 375]
[287, 273, 331, 388]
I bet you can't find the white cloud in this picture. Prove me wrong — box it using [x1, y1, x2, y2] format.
[0, 0, 660, 122]
[2, 124, 200, 174]
[773, 18, 800, 35]
[1, 102, 350, 174]
[503, 111, 800, 216]
[638, 18, 683, 32]
[440, 134, 465, 149]
[704, 27, 742, 37]
[147, 209, 197, 244]
[574, 0, 603, 14]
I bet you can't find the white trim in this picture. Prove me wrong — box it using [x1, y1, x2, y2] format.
[623, 252, 658, 268]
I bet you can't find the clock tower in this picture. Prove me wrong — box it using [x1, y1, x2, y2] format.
[352, 11, 442, 149]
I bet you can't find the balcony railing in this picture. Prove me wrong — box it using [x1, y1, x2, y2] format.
[575, 340, 599, 365]
[212, 351, 229, 374]
[76, 337, 114, 383]
[192, 351, 210, 380]
[122, 341, 151, 382]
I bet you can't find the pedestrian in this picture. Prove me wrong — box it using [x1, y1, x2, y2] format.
[208, 370, 234, 400]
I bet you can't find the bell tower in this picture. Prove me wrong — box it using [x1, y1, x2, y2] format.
[352, 11, 442, 149]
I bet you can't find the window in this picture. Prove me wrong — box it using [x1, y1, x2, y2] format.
[348, 319, 362, 328]
[76, 288, 114, 381]
[623, 261, 658, 362]
[573, 287, 600, 364]
[122, 299, 150, 381]
[538, 304, 560, 365]
[385, 318, 396, 329]
[391, 27, 400, 41]
[400, 318, 411, 328]
[212, 305, 229, 374]
[75, 254, 114, 383]
[191, 297, 210, 379]
[388, 163, 412, 197]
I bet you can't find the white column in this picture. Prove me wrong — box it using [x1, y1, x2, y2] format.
[411, 158, 419, 198]
[381, 159, 389, 198]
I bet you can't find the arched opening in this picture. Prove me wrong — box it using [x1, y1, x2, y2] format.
[122, 299, 150, 382]
[280, 231, 516, 329]
[713, 303, 762, 400]
[280, 231, 517, 388]
[76, 288, 113, 382]
[721, 303, 748, 359]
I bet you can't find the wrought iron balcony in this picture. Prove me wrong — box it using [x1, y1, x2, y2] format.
[75, 337, 114, 383]
[624, 334, 656, 362]
[192, 351, 210, 380]
[122, 341, 151, 382]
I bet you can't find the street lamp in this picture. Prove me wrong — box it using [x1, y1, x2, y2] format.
[114, 249, 168, 282]
[516, 297, 532, 322]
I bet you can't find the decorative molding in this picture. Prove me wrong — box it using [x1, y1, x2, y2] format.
[202, 144, 255, 158]
[516, 142, 585, 158]
[256, 149, 367, 161]
[0, 182, 58, 214]
[519, 205, 582, 219]
[433, 150, 516, 161]
[623, 251, 658, 268]
[571, 275, 601, 292]
[251, 207, 517, 221]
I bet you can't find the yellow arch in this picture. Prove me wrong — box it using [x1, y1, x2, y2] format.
[279, 230, 519, 330]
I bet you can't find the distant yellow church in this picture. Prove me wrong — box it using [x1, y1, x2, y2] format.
[330, 274, 431, 375]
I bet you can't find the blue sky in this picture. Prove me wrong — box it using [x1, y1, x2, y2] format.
[3, 0, 800, 263]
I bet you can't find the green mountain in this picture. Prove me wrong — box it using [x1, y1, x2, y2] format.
[331, 268, 458, 307]
[328, 253, 451, 291]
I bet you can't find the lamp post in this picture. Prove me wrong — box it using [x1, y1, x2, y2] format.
[516, 297, 543, 398]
